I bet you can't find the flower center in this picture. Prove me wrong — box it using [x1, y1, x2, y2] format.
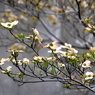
[88, 75, 92, 77]
[84, 63, 86, 66]
[7, 23, 11, 26]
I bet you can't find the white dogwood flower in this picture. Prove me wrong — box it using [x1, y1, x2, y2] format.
[1, 21, 18, 29]
[22, 58, 30, 65]
[32, 28, 43, 43]
[82, 60, 91, 68]
[85, 72, 94, 80]
[60, 43, 72, 49]
[0, 58, 9, 65]
[6, 66, 12, 72]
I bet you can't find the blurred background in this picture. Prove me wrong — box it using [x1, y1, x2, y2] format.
[0, 0, 95, 95]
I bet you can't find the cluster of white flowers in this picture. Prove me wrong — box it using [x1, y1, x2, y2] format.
[81, 60, 94, 80]
[33, 56, 45, 63]
[0, 20, 95, 86]
[47, 43, 78, 60]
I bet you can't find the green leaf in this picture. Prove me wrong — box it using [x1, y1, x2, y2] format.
[15, 33, 26, 39]
[62, 84, 70, 88]
[36, 70, 44, 76]
[50, 66, 56, 74]
[41, 62, 48, 68]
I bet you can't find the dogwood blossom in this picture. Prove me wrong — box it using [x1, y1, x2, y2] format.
[18, 0, 24, 4]
[32, 28, 43, 43]
[0, 58, 9, 65]
[33, 56, 44, 62]
[67, 56, 76, 59]
[69, 48, 78, 54]
[6, 66, 12, 72]
[58, 63, 65, 67]
[86, 53, 91, 57]
[22, 58, 30, 65]
[60, 43, 72, 49]
[82, 60, 91, 68]
[43, 41, 59, 49]
[85, 72, 94, 80]
[90, 47, 95, 51]
[1, 21, 18, 29]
